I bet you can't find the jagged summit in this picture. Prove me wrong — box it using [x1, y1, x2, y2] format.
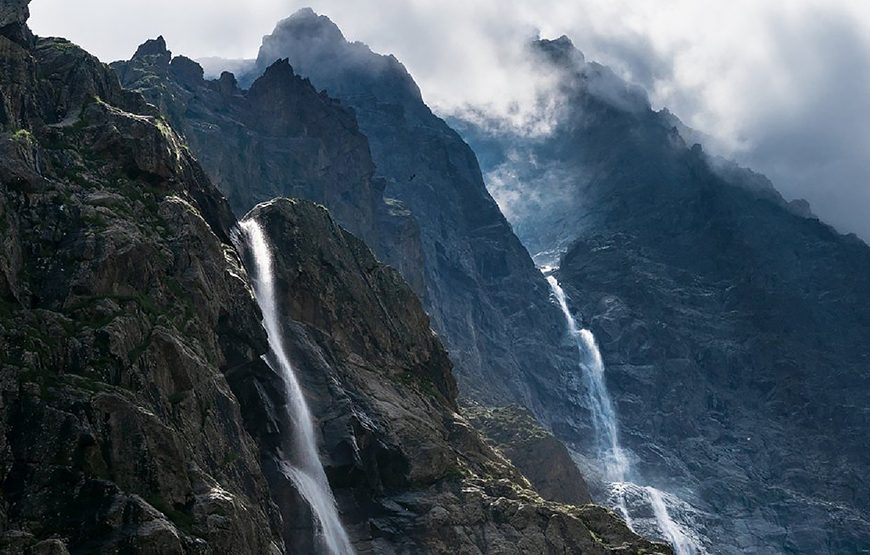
[257, 7, 348, 61]
[533, 34, 586, 67]
[0, 0, 33, 45]
[520, 33, 653, 118]
[258, 57, 297, 80]
[251, 8, 422, 102]
[132, 35, 170, 63]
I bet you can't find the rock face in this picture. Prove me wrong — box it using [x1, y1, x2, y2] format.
[0, 9, 672, 554]
[111, 39, 427, 296]
[0, 14, 285, 554]
[238, 198, 670, 554]
[0, 0, 32, 46]
[464, 405, 592, 506]
[456, 36, 870, 554]
[234, 10, 581, 416]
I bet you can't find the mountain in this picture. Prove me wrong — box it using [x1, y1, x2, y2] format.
[238, 9, 585, 414]
[239, 198, 670, 553]
[0, 8, 283, 552]
[112, 11, 620, 494]
[0, 5, 672, 553]
[111, 38, 427, 292]
[454, 35, 870, 554]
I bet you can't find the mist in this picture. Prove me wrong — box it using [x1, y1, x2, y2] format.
[28, 0, 870, 241]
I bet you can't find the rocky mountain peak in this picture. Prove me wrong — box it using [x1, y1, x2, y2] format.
[0, 0, 32, 45]
[257, 57, 297, 82]
[252, 8, 422, 103]
[254, 8, 345, 71]
[533, 34, 586, 67]
[169, 55, 204, 87]
[269, 7, 347, 52]
[132, 35, 171, 65]
[217, 70, 240, 96]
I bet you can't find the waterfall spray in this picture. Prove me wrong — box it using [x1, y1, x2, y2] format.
[236, 218, 355, 555]
[648, 487, 698, 555]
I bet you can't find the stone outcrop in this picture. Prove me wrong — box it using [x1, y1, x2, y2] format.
[465, 405, 592, 506]
[0, 0, 31, 45]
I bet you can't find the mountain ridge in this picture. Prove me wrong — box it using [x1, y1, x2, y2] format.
[455, 33, 870, 554]
[0, 4, 675, 553]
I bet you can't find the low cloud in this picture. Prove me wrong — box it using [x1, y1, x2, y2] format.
[29, 0, 870, 241]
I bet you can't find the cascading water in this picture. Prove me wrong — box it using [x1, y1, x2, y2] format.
[545, 274, 702, 555]
[236, 218, 355, 555]
[648, 487, 698, 555]
[547, 276, 632, 521]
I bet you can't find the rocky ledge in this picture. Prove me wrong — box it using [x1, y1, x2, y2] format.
[464, 404, 592, 506]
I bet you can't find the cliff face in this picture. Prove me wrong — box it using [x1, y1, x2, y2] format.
[456, 36, 870, 554]
[0, 13, 285, 554]
[0, 8, 672, 554]
[111, 38, 427, 298]
[239, 198, 670, 554]
[239, 9, 581, 417]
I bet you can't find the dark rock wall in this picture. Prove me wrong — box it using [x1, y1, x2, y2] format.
[458, 35, 870, 554]
[0, 18, 285, 554]
[239, 198, 671, 554]
[243, 10, 581, 418]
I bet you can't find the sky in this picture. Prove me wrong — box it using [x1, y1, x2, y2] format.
[29, 0, 870, 242]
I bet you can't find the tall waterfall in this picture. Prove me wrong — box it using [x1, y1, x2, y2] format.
[547, 276, 632, 520]
[236, 219, 355, 555]
[546, 275, 701, 555]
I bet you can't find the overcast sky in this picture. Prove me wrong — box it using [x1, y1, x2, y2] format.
[29, 0, 870, 242]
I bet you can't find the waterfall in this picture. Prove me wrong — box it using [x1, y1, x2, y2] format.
[236, 219, 355, 555]
[546, 275, 701, 555]
[547, 276, 632, 520]
[648, 487, 698, 555]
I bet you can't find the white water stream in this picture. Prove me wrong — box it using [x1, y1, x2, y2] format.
[546, 275, 702, 555]
[236, 219, 355, 555]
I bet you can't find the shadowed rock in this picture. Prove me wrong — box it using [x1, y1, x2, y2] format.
[237, 198, 672, 554]
[0, 13, 285, 554]
[456, 34, 870, 554]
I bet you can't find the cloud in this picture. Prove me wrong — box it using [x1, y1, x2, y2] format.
[28, 0, 870, 241]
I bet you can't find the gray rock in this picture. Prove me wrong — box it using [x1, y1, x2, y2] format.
[238, 198, 671, 554]
[0, 21, 283, 554]
[0, 0, 31, 45]
[457, 35, 870, 554]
